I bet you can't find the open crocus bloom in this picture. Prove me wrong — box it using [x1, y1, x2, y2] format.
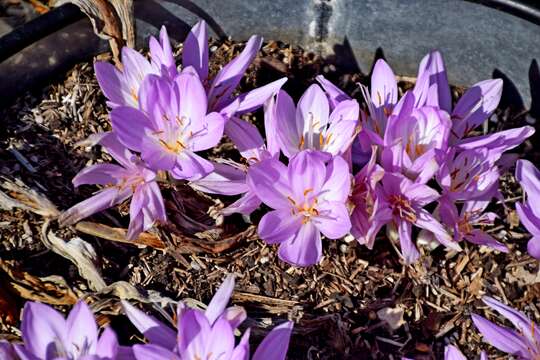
[95, 26, 176, 108]
[472, 296, 540, 359]
[246, 150, 351, 266]
[270, 85, 359, 158]
[515, 159, 540, 259]
[377, 172, 460, 264]
[14, 301, 118, 360]
[111, 68, 225, 181]
[123, 275, 293, 360]
[59, 132, 166, 240]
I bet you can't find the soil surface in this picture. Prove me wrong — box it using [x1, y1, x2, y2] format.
[0, 36, 539, 360]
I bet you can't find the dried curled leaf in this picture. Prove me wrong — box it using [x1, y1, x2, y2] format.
[0, 177, 59, 218]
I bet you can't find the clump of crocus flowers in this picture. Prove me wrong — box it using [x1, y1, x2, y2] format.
[60, 20, 536, 267]
[1, 275, 293, 360]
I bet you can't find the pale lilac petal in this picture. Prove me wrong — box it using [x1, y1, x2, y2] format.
[222, 77, 288, 116]
[397, 220, 420, 264]
[371, 59, 397, 107]
[138, 74, 179, 129]
[278, 222, 322, 266]
[208, 35, 263, 111]
[415, 208, 461, 251]
[457, 126, 535, 157]
[296, 84, 329, 136]
[140, 138, 178, 171]
[516, 159, 540, 208]
[465, 230, 508, 252]
[231, 329, 250, 360]
[190, 162, 248, 196]
[191, 112, 225, 152]
[13, 345, 40, 360]
[480, 351, 488, 360]
[171, 151, 214, 181]
[316, 75, 351, 109]
[59, 187, 132, 226]
[312, 201, 351, 239]
[253, 321, 293, 360]
[516, 202, 540, 235]
[98, 132, 136, 169]
[206, 274, 235, 325]
[94, 61, 131, 107]
[225, 117, 265, 159]
[205, 318, 235, 359]
[415, 51, 451, 112]
[149, 26, 176, 78]
[452, 79, 503, 139]
[72, 164, 124, 188]
[182, 20, 209, 81]
[482, 296, 538, 346]
[0, 341, 16, 360]
[528, 235, 540, 260]
[21, 302, 67, 359]
[324, 99, 359, 155]
[288, 150, 326, 200]
[176, 67, 208, 124]
[127, 181, 166, 240]
[219, 306, 247, 330]
[258, 210, 302, 244]
[110, 106, 153, 152]
[472, 314, 529, 356]
[133, 344, 180, 360]
[404, 183, 439, 207]
[273, 89, 300, 158]
[319, 155, 351, 203]
[444, 345, 467, 360]
[66, 301, 98, 355]
[247, 158, 291, 210]
[121, 47, 155, 92]
[96, 327, 118, 359]
[122, 301, 177, 350]
[179, 310, 211, 358]
[222, 191, 262, 216]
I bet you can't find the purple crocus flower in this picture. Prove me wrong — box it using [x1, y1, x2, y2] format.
[59, 132, 166, 240]
[377, 172, 460, 264]
[14, 300, 118, 360]
[403, 345, 487, 360]
[123, 275, 293, 360]
[111, 69, 225, 181]
[0, 341, 16, 360]
[350, 148, 386, 249]
[246, 150, 351, 266]
[515, 159, 540, 259]
[182, 20, 287, 118]
[95, 26, 176, 108]
[436, 148, 500, 201]
[435, 198, 508, 252]
[269, 85, 359, 159]
[472, 296, 540, 359]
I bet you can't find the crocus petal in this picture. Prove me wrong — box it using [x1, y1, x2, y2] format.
[312, 201, 351, 239]
[21, 302, 67, 359]
[0, 341, 16, 360]
[220, 306, 247, 330]
[13, 345, 40, 360]
[465, 230, 508, 253]
[127, 181, 166, 240]
[121, 47, 155, 92]
[72, 163, 125, 188]
[516, 202, 540, 235]
[94, 61, 130, 107]
[99, 132, 136, 169]
[204, 318, 235, 360]
[140, 138, 178, 171]
[231, 329, 250, 360]
[471, 314, 530, 356]
[273, 89, 300, 158]
[122, 301, 177, 350]
[482, 296, 539, 347]
[66, 301, 98, 355]
[371, 58, 397, 107]
[224, 117, 265, 159]
[247, 158, 291, 210]
[528, 236, 540, 260]
[222, 191, 262, 216]
[397, 220, 420, 264]
[133, 344, 180, 360]
[59, 187, 132, 226]
[176, 67, 208, 124]
[178, 310, 212, 358]
[222, 77, 288, 116]
[258, 209, 302, 244]
[208, 35, 263, 111]
[182, 20, 209, 81]
[149, 26, 176, 78]
[253, 321, 293, 360]
[191, 112, 226, 152]
[324, 99, 359, 155]
[415, 208, 461, 251]
[415, 51, 451, 112]
[171, 151, 214, 181]
[278, 222, 322, 266]
[297, 84, 330, 136]
[110, 106, 153, 152]
[315, 75, 351, 109]
[205, 274, 235, 325]
[320, 155, 351, 203]
[190, 162, 248, 196]
[288, 150, 327, 200]
[457, 126, 535, 158]
[96, 327, 119, 359]
[516, 159, 540, 211]
[444, 345, 467, 360]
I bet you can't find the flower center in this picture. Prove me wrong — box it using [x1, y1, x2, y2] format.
[388, 194, 417, 222]
[288, 188, 319, 224]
